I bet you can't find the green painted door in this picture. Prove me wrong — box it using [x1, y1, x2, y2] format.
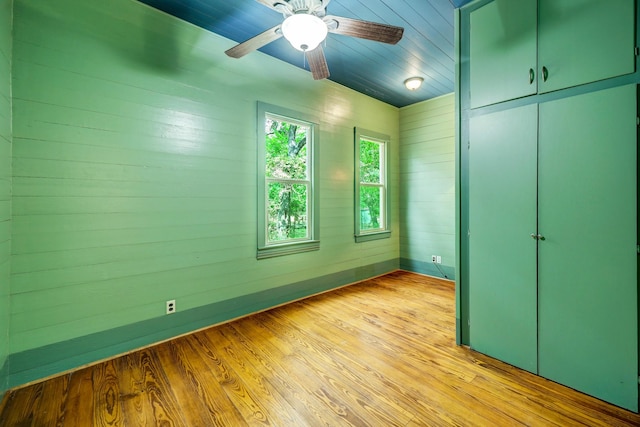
[469, 0, 537, 108]
[538, 0, 635, 94]
[538, 85, 638, 411]
[469, 104, 538, 373]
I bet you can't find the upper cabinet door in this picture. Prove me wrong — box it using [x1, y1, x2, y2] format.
[538, 0, 635, 94]
[469, 0, 538, 108]
[469, 0, 636, 108]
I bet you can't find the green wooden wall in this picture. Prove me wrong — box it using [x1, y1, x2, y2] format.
[7, 0, 400, 386]
[398, 93, 455, 279]
[0, 0, 12, 394]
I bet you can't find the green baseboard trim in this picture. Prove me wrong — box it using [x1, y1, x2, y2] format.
[7, 259, 398, 389]
[0, 357, 8, 396]
[400, 258, 456, 280]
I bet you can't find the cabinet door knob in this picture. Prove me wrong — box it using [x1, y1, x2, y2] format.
[530, 233, 546, 241]
[542, 66, 549, 82]
[529, 68, 535, 84]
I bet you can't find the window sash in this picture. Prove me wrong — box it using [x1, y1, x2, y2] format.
[359, 183, 386, 232]
[265, 180, 311, 244]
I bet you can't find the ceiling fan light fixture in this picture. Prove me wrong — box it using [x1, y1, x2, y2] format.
[281, 13, 328, 52]
[404, 77, 424, 91]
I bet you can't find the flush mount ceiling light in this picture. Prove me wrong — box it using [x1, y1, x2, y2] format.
[281, 13, 329, 52]
[404, 77, 424, 91]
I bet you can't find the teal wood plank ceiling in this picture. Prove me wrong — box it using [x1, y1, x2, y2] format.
[136, 0, 475, 107]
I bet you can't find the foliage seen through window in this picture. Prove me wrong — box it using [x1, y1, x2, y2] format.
[359, 139, 384, 231]
[265, 117, 310, 243]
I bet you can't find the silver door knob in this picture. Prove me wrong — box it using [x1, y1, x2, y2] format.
[531, 233, 546, 241]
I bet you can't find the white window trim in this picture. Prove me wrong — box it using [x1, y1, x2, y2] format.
[257, 102, 320, 259]
[354, 127, 391, 243]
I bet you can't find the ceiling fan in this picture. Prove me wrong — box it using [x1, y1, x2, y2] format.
[225, 0, 404, 80]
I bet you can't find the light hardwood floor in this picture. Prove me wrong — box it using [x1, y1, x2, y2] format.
[1, 271, 639, 426]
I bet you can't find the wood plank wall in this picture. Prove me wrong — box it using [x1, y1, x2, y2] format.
[8, 0, 399, 387]
[0, 0, 13, 393]
[399, 93, 455, 278]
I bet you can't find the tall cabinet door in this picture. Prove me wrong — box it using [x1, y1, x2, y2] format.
[538, 0, 635, 94]
[469, 104, 538, 373]
[538, 85, 638, 411]
[469, 0, 537, 108]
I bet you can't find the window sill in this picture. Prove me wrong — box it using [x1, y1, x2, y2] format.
[257, 240, 320, 260]
[354, 231, 391, 243]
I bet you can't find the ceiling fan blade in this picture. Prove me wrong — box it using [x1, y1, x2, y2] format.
[306, 46, 330, 80]
[225, 24, 283, 59]
[325, 15, 404, 45]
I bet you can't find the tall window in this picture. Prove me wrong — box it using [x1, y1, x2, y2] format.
[354, 128, 390, 242]
[257, 102, 319, 259]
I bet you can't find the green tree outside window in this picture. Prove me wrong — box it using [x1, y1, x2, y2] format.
[354, 128, 390, 243]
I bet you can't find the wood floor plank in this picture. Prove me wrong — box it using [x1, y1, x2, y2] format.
[218, 322, 376, 426]
[1, 271, 639, 426]
[30, 375, 68, 426]
[116, 351, 164, 426]
[268, 309, 416, 423]
[200, 326, 311, 426]
[152, 336, 245, 427]
[91, 360, 125, 427]
[0, 382, 44, 426]
[184, 333, 275, 426]
[255, 311, 412, 426]
[62, 368, 94, 427]
[134, 349, 190, 427]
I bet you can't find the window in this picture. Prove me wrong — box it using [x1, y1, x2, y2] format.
[257, 102, 319, 259]
[354, 127, 390, 242]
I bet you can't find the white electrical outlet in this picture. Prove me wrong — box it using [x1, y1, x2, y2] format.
[166, 300, 176, 315]
[437, 256, 442, 264]
[432, 255, 437, 263]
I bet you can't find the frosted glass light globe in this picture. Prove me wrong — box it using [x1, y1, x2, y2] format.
[282, 14, 328, 52]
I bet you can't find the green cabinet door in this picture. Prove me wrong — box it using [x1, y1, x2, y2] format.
[469, 0, 537, 108]
[538, 0, 635, 94]
[469, 104, 538, 373]
[538, 85, 638, 411]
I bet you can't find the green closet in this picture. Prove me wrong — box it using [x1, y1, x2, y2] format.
[469, 85, 638, 411]
[462, 0, 638, 412]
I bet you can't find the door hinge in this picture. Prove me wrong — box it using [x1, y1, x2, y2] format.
[637, 244, 639, 254]
[468, 228, 471, 237]
[637, 117, 639, 126]
[467, 140, 470, 149]
[635, 46, 639, 56]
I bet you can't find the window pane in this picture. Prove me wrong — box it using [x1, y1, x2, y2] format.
[360, 186, 383, 231]
[266, 118, 309, 180]
[268, 182, 309, 242]
[359, 139, 381, 183]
